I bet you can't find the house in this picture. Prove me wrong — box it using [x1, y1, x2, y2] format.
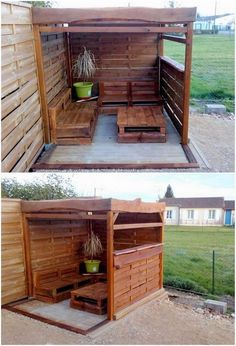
[160, 197, 225, 226]
[224, 200, 235, 226]
[194, 13, 235, 34]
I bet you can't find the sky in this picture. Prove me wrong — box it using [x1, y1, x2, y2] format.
[1, 173, 235, 202]
[55, 0, 235, 16]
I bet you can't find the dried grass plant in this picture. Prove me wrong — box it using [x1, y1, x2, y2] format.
[72, 46, 96, 81]
[83, 230, 103, 260]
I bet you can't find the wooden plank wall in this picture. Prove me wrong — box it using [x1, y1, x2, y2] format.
[28, 218, 88, 272]
[113, 252, 161, 313]
[41, 32, 68, 104]
[160, 56, 185, 137]
[70, 33, 159, 83]
[1, 199, 28, 305]
[113, 212, 163, 313]
[92, 220, 107, 270]
[1, 1, 44, 172]
[114, 213, 162, 250]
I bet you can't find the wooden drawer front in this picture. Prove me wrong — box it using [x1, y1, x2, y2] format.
[113, 253, 161, 313]
[114, 245, 162, 268]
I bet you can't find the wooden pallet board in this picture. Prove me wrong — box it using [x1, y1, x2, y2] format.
[48, 88, 98, 145]
[117, 106, 166, 143]
[71, 282, 107, 315]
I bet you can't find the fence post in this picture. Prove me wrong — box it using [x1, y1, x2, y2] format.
[212, 250, 215, 294]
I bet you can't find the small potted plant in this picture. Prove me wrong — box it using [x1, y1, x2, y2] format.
[72, 46, 96, 99]
[83, 230, 103, 273]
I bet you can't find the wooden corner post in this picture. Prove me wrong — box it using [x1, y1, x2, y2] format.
[182, 22, 193, 145]
[107, 211, 114, 320]
[33, 24, 51, 143]
[22, 214, 33, 296]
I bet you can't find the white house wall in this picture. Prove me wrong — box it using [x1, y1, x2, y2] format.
[164, 207, 224, 226]
[179, 208, 223, 226]
[164, 206, 179, 225]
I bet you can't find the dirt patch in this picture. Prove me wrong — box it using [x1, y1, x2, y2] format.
[189, 113, 235, 172]
[2, 291, 234, 345]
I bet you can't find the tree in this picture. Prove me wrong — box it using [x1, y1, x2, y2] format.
[24, 1, 55, 7]
[1, 174, 79, 200]
[164, 184, 174, 198]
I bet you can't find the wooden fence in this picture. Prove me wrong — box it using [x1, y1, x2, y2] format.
[1, 1, 44, 172]
[1, 199, 27, 305]
[70, 33, 158, 82]
[160, 56, 185, 137]
[41, 32, 68, 104]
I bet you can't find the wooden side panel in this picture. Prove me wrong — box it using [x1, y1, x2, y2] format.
[1, 1, 44, 172]
[28, 218, 89, 273]
[1, 199, 28, 304]
[70, 33, 159, 83]
[113, 252, 161, 313]
[160, 56, 185, 137]
[92, 219, 107, 271]
[41, 32, 68, 104]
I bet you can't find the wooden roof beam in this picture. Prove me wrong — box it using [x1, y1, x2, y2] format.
[21, 198, 165, 214]
[38, 26, 187, 33]
[32, 7, 197, 25]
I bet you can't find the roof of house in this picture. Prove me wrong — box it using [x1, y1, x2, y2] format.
[159, 197, 225, 209]
[225, 200, 235, 210]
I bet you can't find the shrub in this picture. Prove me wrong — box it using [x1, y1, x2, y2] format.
[164, 276, 207, 294]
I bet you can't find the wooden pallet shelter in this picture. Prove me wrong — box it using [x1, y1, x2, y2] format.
[1, 3, 197, 171]
[2, 198, 165, 321]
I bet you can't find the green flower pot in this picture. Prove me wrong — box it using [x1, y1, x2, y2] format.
[73, 82, 93, 99]
[84, 260, 101, 273]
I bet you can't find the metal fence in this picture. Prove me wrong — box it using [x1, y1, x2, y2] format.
[163, 245, 234, 297]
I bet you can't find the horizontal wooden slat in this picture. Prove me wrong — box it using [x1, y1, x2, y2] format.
[1, 2, 44, 172]
[1, 199, 27, 304]
[39, 26, 187, 33]
[114, 222, 162, 230]
[32, 7, 197, 24]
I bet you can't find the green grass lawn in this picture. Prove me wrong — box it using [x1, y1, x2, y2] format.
[164, 34, 235, 111]
[164, 225, 235, 296]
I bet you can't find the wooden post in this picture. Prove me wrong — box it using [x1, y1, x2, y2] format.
[182, 22, 193, 145]
[107, 211, 114, 320]
[157, 32, 164, 94]
[33, 24, 50, 143]
[64, 32, 72, 87]
[22, 214, 33, 296]
[159, 210, 164, 288]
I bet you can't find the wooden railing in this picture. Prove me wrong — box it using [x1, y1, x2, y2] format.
[160, 56, 185, 137]
[113, 243, 163, 313]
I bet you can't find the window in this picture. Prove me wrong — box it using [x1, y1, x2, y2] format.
[208, 209, 216, 219]
[187, 210, 194, 219]
[167, 210, 173, 219]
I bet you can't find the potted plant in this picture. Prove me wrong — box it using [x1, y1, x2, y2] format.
[83, 230, 103, 273]
[72, 46, 96, 99]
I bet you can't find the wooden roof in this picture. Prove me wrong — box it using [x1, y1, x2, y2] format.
[32, 7, 197, 25]
[21, 198, 165, 213]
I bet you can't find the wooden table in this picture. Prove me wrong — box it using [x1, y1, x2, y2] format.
[70, 282, 107, 315]
[117, 106, 166, 143]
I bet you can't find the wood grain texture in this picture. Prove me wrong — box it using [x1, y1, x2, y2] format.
[1, 1, 44, 172]
[1, 199, 28, 304]
[71, 33, 158, 83]
[32, 7, 197, 25]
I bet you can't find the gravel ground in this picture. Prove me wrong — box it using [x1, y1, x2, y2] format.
[189, 113, 235, 172]
[2, 293, 235, 345]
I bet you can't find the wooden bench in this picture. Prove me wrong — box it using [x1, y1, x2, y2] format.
[49, 88, 98, 145]
[98, 81, 163, 108]
[117, 106, 166, 143]
[33, 264, 107, 303]
[33, 268, 76, 303]
[70, 282, 107, 315]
